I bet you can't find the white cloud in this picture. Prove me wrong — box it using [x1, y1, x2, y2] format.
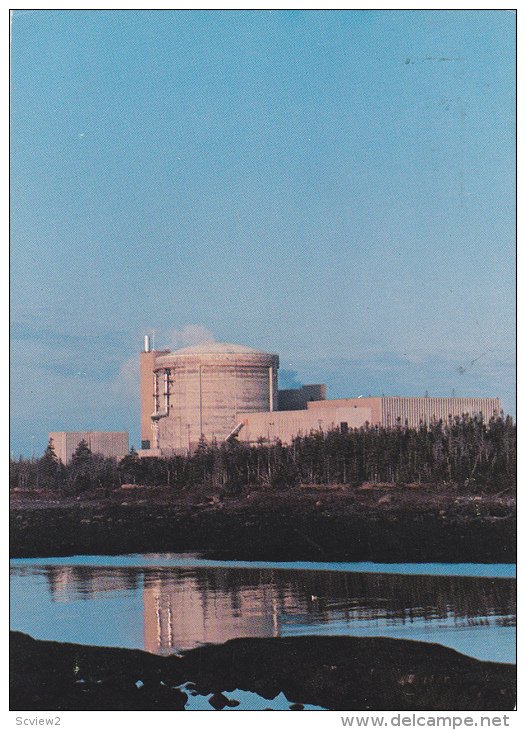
[112, 355, 140, 398]
[111, 323, 215, 397]
[167, 324, 215, 350]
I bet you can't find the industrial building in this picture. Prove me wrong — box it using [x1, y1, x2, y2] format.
[237, 396, 502, 446]
[140, 337, 279, 454]
[49, 431, 129, 465]
[139, 337, 501, 456]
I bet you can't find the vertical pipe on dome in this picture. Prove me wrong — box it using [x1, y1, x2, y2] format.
[269, 366, 274, 412]
[199, 364, 203, 436]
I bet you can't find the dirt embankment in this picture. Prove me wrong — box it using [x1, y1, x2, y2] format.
[10, 485, 516, 562]
[10, 631, 516, 711]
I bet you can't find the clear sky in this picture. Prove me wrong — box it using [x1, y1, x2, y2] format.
[10, 9, 516, 456]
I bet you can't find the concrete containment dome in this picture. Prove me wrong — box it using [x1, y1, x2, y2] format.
[151, 343, 279, 454]
[157, 342, 267, 357]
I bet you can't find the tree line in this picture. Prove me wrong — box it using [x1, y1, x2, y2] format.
[9, 414, 516, 496]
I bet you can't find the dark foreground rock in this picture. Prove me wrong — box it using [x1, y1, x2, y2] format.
[10, 632, 516, 711]
[9, 487, 516, 562]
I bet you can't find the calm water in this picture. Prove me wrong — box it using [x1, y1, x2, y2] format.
[10, 554, 516, 668]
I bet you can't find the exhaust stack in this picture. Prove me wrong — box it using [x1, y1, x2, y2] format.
[144, 335, 151, 353]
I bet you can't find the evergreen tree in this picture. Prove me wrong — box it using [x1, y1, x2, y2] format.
[119, 446, 143, 484]
[71, 439, 92, 464]
[8, 414, 517, 497]
[68, 439, 94, 492]
[38, 438, 62, 490]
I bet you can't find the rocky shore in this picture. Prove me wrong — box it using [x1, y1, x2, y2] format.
[10, 486, 516, 562]
[10, 631, 516, 711]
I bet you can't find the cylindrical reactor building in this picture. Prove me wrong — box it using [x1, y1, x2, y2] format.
[151, 343, 279, 454]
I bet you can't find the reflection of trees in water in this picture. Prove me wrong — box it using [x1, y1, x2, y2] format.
[142, 567, 516, 625]
[44, 566, 140, 600]
[204, 568, 514, 621]
[141, 567, 516, 654]
[43, 564, 515, 623]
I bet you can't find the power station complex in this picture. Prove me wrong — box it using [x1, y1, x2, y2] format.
[138, 337, 501, 457]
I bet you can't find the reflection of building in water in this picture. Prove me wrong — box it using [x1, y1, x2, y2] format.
[45, 567, 78, 601]
[143, 576, 283, 654]
[142, 568, 516, 655]
[38, 564, 515, 656]
[45, 566, 139, 601]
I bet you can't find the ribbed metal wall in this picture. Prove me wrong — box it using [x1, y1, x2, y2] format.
[381, 397, 502, 428]
[49, 431, 129, 464]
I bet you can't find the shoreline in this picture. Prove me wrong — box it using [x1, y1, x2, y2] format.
[10, 486, 516, 562]
[10, 631, 516, 711]
[10, 554, 516, 578]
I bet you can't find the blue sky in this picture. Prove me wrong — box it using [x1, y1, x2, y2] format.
[10, 10, 516, 456]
